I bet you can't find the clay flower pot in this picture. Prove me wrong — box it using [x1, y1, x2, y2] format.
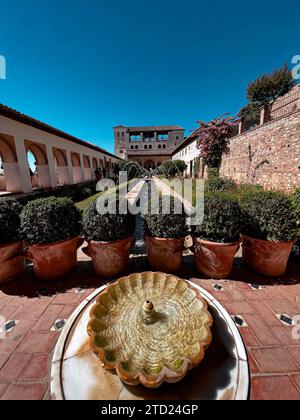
[25, 237, 83, 281]
[0, 241, 26, 286]
[193, 238, 241, 279]
[83, 236, 134, 278]
[145, 236, 186, 273]
[242, 235, 296, 277]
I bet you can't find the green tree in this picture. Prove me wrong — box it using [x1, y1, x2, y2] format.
[247, 64, 295, 105]
[240, 64, 296, 126]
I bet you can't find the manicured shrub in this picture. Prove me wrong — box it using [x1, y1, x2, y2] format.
[158, 160, 187, 177]
[21, 197, 82, 245]
[240, 191, 298, 242]
[205, 176, 237, 193]
[114, 161, 146, 180]
[291, 189, 300, 232]
[191, 194, 242, 243]
[82, 199, 136, 242]
[290, 189, 300, 262]
[17, 181, 96, 206]
[144, 196, 188, 238]
[0, 198, 23, 245]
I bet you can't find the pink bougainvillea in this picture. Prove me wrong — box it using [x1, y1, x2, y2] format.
[192, 114, 238, 169]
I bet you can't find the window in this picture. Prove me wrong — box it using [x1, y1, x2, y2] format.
[149, 145, 152, 149]
[131, 146, 134, 150]
[158, 133, 168, 141]
[163, 145, 166, 149]
[144, 145, 148, 149]
[117, 133, 120, 138]
[120, 150, 123, 154]
[158, 145, 161, 149]
[135, 145, 139, 150]
[130, 135, 141, 142]
[122, 132, 125, 137]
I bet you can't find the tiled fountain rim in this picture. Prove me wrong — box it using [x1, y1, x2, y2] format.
[51, 277, 250, 401]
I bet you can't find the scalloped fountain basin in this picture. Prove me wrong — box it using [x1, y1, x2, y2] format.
[51, 273, 250, 400]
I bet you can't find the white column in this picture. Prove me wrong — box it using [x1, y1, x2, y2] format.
[66, 150, 74, 185]
[14, 136, 32, 193]
[46, 144, 58, 189]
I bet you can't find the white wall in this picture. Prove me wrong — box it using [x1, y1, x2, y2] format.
[0, 115, 120, 193]
[172, 139, 199, 176]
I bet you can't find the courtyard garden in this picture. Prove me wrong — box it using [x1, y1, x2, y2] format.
[0, 170, 300, 400]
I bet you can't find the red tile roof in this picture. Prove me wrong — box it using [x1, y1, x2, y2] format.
[0, 104, 120, 160]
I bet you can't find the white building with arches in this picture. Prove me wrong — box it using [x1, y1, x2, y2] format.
[0, 104, 121, 194]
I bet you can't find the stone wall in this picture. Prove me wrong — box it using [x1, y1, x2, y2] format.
[220, 109, 300, 192]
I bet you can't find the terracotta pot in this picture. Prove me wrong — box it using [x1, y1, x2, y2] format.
[145, 236, 186, 273]
[193, 238, 241, 279]
[0, 241, 26, 285]
[25, 237, 83, 281]
[83, 236, 134, 277]
[242, 235, 296, 277]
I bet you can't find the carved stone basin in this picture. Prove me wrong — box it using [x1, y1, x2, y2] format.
[51, 274, 250, 400]
[87, 272, 213, 388]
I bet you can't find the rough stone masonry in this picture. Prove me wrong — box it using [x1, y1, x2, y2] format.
[220, 110, 300, 192]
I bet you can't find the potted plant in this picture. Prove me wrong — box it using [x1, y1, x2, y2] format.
[191, 194, 242, 279]
[240, 191, 298, 277]
[144, 196, 188, 273]
[82, 198, 135, 277]
[21, 197, 82, 281]
[291, 189, 300, 262]
[0, 198, 26, 285]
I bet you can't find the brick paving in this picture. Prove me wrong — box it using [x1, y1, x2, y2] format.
[0, 249, 299, 400]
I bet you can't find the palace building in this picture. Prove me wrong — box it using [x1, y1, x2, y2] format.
[114, 125, 185, 170]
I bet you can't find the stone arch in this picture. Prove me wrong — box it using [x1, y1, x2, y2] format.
[71, 152, 81, 167]
[53, 148, 67, 167]
[99, 159, 104, 170]
[83, 155, 91, 168]
[53, 148, 69, 186]
[0, 136, 17, 163]
[83, 155, 93, 181]
[144, 160, 155, 170]
[25, 141, 51, 189]
[26, 143, 48, 165]
[92, 157, 98, 170]
[71, 152, 82, 184]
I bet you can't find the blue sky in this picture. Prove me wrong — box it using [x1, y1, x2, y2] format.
[0, 0, 299, 154]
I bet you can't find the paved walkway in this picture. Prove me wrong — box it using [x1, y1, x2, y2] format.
[0, 249, 299, 400]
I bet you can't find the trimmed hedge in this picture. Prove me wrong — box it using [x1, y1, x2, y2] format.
[191, 194, 242, 243]
[82, 198, 136, 242]
[21, 197, 82, 245]
[240, 191, 298, 242]
[144, 196, 189, 239]
[17, 181, 96, 206]
[0, 198, 23, 245]
[205, 176, 237, 193]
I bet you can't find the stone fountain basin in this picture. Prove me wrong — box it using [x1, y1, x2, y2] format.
[51, 281, 250, 400]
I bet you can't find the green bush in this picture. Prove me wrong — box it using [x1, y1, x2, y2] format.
[21, 197, 82, 245]
[291, 189, 300, 232]
[17, 181, 96, 206]
[240, 191, 298, 242]
[82, 199, 135, 242]
[144, 196, 188, 238]
[158, 160, 187, 177]
[114, 161, 146, 180]
[191, 194, 242, 243]
[0, 198, 23, 245]
[205, 176, 237, 193]
[236, 183, 264, 196]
